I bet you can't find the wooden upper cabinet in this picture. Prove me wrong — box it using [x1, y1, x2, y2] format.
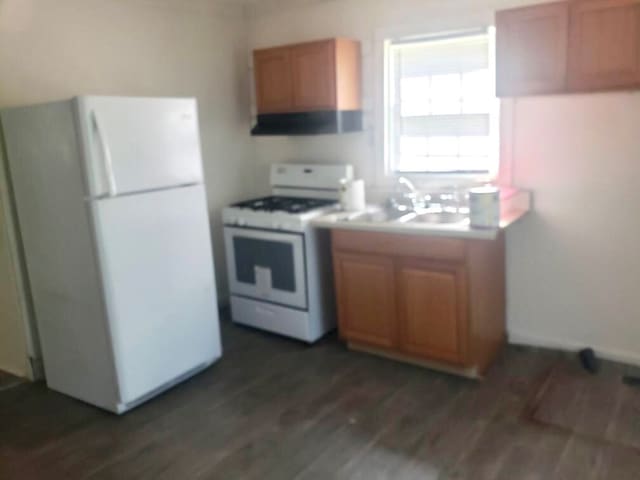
[333, 252, 397, 349]
[398, 260, 468, 365]
[568, 0, 640, 91]
[253, 38, 361, 114]
[290, 41, 337, 111]
[496, 0, 640, 97]
[496, 2, 570, 96]
[254, 47, 294, 113]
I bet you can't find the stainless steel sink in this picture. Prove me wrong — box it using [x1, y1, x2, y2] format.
[338, 206, 468, 226]
[401, 210, 468, 225]
[340, 208, 414, 223]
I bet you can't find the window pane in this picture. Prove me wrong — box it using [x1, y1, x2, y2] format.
[430, 74, 461, 114]
[387, 31, 496, 174]
[400, 77, 430, 116]
[430, 74, 461, 99]
[393, 155, 491, 173]
[423, 156, 461, 172]
[462, 70, 491, 114]
[459, 136, 489, 157]
[428, 136, 458, 156]
[401, 114, 489, 137]
[401, 77, 430, 99]
[430, 100, 462, 115]
[397, 155, 428, 172]
[400, 136, 428, 156]
[462, 99, 490, 115]
[462, 70, 489, 100]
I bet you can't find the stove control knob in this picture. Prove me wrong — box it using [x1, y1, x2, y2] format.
[236, 218, 246, 227]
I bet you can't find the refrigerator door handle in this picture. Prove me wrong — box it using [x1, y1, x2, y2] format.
[91, 110, 118, 197]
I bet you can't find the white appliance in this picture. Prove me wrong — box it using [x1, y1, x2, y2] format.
[0, 96, 222, 413]
[223, 164, 353, 342]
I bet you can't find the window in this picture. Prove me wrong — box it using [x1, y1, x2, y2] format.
[385, 29, 498, 176]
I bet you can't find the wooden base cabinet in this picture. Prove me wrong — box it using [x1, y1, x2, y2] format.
[331, 230, 506, 378]
[333, 253, 398, 349]
[397, 259, 468, 365]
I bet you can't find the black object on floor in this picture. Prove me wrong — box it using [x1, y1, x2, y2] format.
[578, 347, 600, 374]
[622, 375, 640, 387]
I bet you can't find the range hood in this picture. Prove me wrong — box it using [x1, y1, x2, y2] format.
[250, 110, 363, 136]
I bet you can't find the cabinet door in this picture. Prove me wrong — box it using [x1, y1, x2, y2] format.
[568, 0, 640, 91]
[496, 2, 569, 96]
[333, 252, 397, 348]
[254, 47, 293, 114]
[398, 260, 468, 365]
[290, 40, 337, 111]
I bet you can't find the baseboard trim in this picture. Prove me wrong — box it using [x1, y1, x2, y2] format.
[508, 329, 640, 367]
[0, 363, 28, 379]
[348, 341, 481, 380]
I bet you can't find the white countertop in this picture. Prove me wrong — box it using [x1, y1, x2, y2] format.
[311, 189, 532, 240]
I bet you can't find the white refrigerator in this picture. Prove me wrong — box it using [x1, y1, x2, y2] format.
[0, 96, 222, 413]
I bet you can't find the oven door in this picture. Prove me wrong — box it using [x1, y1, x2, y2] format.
[224, 227, 307, 310]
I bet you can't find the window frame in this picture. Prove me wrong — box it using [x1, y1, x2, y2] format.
[380, 26, 499, 186]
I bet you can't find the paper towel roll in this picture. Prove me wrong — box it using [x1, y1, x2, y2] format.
[340, 179, 366, 212]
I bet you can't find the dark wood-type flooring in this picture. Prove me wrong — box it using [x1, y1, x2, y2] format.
[2, 313, 640, 479]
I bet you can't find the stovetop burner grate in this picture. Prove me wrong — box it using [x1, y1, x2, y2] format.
[232, 196, 336, 214]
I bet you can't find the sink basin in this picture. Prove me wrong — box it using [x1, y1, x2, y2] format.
[340, 208, 413, 223]
[401, 210, 468, 225]
[338, 207, 468, 226]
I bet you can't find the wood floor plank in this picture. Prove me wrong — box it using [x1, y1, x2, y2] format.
[553, 435, 603, 480]
[335, 373, 465, 480]
[1, 315, 639, 480]
[596, 443, 640, 480]
[213, 354, 416, 480]
[493, 423, 569, 480]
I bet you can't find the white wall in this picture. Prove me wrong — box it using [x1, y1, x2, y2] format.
[247, 0, 550, 193]
[0, 172, 30, 377]
[248, 0, 640, 364]
[506, 93, 640, 365]
[0, 0, 256, 305]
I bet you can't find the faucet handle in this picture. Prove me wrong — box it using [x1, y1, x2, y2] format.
[396, 176, 417, 194]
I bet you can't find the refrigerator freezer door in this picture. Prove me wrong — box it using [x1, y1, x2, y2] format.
[76, 96, 204, 198]
[91, 184, 221, 405]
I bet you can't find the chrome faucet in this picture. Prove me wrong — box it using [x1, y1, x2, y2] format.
[397, 176, 418, 196]
[387, 176, 426, 211]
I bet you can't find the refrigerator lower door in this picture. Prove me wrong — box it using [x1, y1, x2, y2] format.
[91, 184, 221, 407]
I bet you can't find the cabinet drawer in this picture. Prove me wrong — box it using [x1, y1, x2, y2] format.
[331, 230, 465, 262]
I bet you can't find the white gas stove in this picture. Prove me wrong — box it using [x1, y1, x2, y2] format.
[223, 163, 353, 342]
[222, 196, 338, 232]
